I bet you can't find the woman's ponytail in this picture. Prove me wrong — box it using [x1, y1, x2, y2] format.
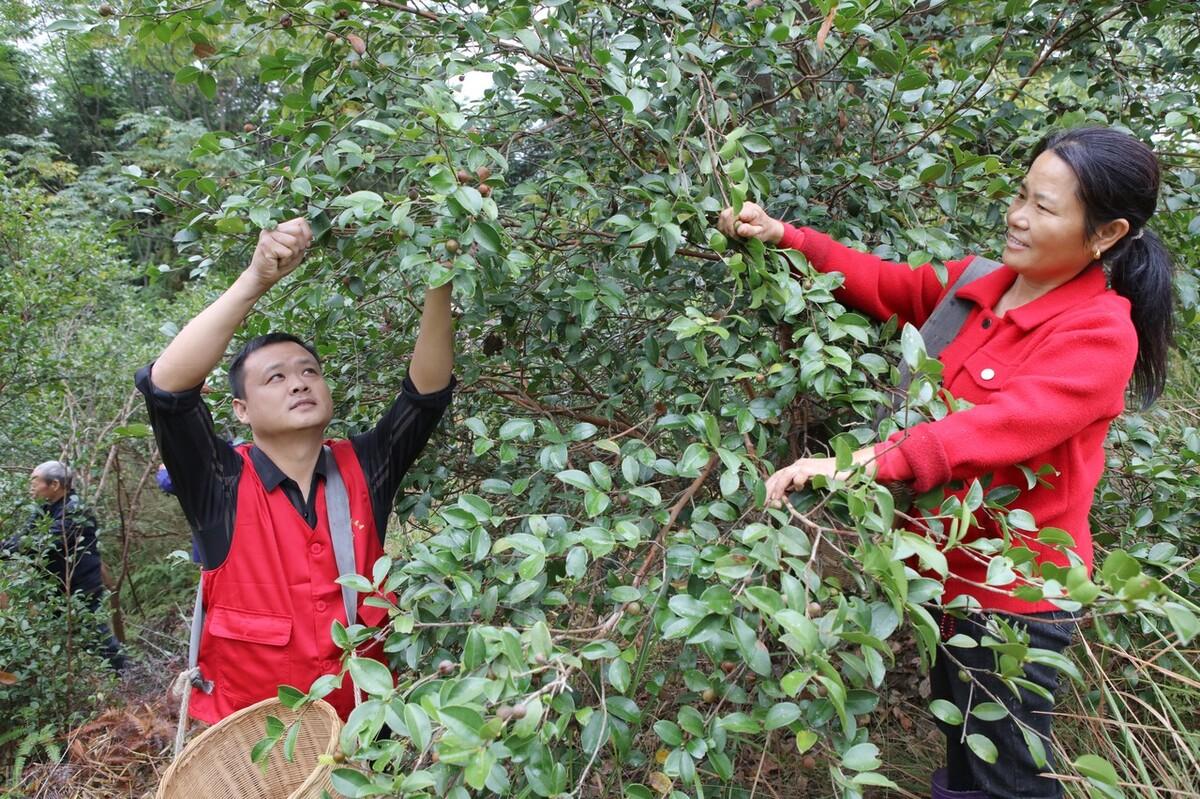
[1107, 228, 1174, 409]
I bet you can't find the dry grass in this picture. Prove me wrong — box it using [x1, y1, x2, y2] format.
[4, 655, 182, 799]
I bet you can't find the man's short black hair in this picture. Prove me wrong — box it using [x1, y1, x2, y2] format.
[228, 333, 321, 399]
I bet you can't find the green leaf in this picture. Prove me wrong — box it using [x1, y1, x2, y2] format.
[970, 702, 1008, 721]
[608, 659, 631, 693]
[471, 221, 504, 253]
[654, 720, 683, 746]
[896, 532, 947, 577]
[1164, 603, 1199, 644]
[1073, 753, 1119, 786]
[47, 18, 95, 32]
[348, 657, 393, 695]
[453, 186, 484, 216]
[282, 719, 301, 762]
[197, 72, 217, 100]
[966, 734, 998, 764]
[464, 747, 495, 790]
[277, 685, 306, 710]
[404, 703, 432, 750]
[114, 423, 152, 438]
[500, 418, 535, 441]
[556, 469, 595, 490]
[438, 706, 487, 743]
[337, 573, 373, 593]
[1037, 527, 1075, 548]
[626, 88, 651, 115]
[900, 324, 925, 368]
[265, 715, 285, 739]
[354, 119, 397, 136]
[331, 768, 372, 794]
[841, 742, 881, 771]
[930, 699, 963, 726]
[250, 736, 276, 766]
[764, 702, 801, 730]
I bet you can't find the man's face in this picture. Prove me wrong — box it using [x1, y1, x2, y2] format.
[232, 342, 333, 438]
[29, 471, 63, 502]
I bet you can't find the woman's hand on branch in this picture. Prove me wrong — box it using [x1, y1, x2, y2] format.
[718, 202, 785, 245]
[764, 447, 880, 508]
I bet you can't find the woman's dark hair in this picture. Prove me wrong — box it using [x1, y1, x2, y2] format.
[228, 332, 321, 399]
[1032, 127, 1174, 410]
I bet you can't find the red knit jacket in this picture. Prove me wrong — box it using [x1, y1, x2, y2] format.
[780, 224, 1137, 613]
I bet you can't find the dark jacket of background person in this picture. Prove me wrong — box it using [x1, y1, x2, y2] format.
[3, 493, 104, 596]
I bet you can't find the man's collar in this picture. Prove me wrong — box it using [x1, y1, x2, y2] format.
[955, 260, 1108, 330]
[249, 445, 329, 491]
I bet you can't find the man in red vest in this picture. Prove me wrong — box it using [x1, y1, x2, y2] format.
[136, 218, 454, 722]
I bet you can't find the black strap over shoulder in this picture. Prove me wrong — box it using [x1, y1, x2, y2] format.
[880, 255, 1004, 424]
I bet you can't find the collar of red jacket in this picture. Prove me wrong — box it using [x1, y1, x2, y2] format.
[955, 259, 1108, 331]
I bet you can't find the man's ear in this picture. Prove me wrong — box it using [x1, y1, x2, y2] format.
[232, 397, 250, 424]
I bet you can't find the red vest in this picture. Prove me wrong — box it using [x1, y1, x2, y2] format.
[189, 440, 392, 723]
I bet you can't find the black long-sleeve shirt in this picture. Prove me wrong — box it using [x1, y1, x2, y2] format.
[135, 363, 453, 570]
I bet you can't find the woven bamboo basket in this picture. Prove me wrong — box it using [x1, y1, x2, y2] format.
[156, 698, 342, 799]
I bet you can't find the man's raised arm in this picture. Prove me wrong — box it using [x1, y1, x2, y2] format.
[150, 219, 313, 392]
[409, 284, 454, 394]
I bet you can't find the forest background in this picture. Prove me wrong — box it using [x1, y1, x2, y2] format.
[0, 0, 1198, 797]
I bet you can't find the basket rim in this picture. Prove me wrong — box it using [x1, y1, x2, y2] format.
[157, 696, 341, 797]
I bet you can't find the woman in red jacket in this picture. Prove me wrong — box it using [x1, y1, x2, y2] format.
[719, 127, 1174, 799]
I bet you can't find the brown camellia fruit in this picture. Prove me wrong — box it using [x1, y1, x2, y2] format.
[807, 601, 822, 616]
[456, 169, 472, 184]
[280, 14, 293, 28]
[625, 601, 642, 616]
[325, 31, 337, 42]
[243, 123, 256, 133]
[437, 659, 456, 676]
[533, 652, 548, 666]
[475, 165, 492, 182]
[98, 3, 115, 16]
[445, 239, 460, 254]
[346, 34, 366, 55]
[497, 705, 514, 722]
[336, 8, 350, 18]
[801, 755, 818, 769]
[407, 187, 420, 200]
[509, 704, 527, 720]
[720, 661, 736, 675]
[478, 183, 493, 197]
[701, 688, 718, 704]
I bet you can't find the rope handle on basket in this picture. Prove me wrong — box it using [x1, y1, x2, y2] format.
[171, 667, 200, 756]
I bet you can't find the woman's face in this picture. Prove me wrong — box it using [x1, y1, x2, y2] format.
[1003, 151, 1098, 286]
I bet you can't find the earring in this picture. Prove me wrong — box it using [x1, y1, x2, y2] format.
[1093, 247, 1102, 261]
